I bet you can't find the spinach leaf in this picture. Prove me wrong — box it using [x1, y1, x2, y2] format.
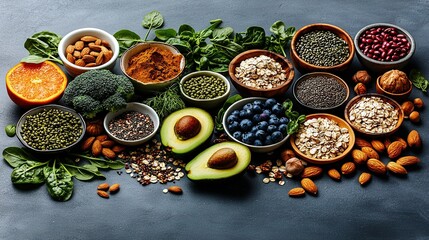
[11, 161, 48, 184]
[282, 99, 305, 135]
[44, 163, 73, 201]
[215, 94, 242, 131]
[22, 31, 62, 64]
[268, 21, 295, 57]
[142, 10, 164, 41]
[63, 163, 105, 181]
[3, 147, 37, 168]
[113, 29, 143, 56]
[239, 26, 266, 49]
[155, 28, 177, 41]
[178, 24, 195, 35]
[211, 27, 234, 42]
[70, 153, 125, 170]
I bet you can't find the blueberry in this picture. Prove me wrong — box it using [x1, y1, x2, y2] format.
[252, 114, 261, 123]
[232, 131, 242, 140]
[264, 98, 277, 108]
[239, 119, 253, 132]
[279, 117, 289, 124]
[239, 109, 253, 119]
[228, 121, 240, 132]
[243, 103, 253, 110]
[255, 129, 267, 139]
[278, 124, 287, 134]
[252, 104, 262, 114]
[231, 110, 240, 117]
[253, 100, 263, 106]
[251, 125, 258, 133]
[242, 132, 255, 144]
[253, 139, 263, 146]
[226, 114, 239, 124]
[257, 121, 268, 131]
[264, 136, 273, 145]
[271, 131, 284, 143]
[269, 116, 280, 126]
[259, 113, 269, 121]
[267, 125, 278, 134]
[262, 109, 272, 116]
[271, 103, 284, 116]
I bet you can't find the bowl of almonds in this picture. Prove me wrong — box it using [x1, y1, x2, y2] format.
[58, 28, 119, 77]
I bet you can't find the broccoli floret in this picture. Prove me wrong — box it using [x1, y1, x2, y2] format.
[62, 69, 134, 118]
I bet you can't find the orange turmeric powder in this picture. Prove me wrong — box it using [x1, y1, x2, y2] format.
[126, 46, 183, 83]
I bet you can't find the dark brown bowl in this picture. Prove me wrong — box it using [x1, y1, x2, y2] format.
[376, 76, 412, 102]
[290, 23, 355, 73]
[228, 49, 294, 98]
[344, 93, 404, 138]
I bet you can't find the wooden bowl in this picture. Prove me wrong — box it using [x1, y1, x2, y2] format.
[344, 93, 404, 138]
[290, 23, 355, 73]
[290, 113, 355, 165]
[376, 76, 412, 102]
[228, 49, 294, 98]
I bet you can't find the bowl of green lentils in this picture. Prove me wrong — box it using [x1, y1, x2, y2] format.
[179, 71, 231, 109]
[16, 104, 86, 154]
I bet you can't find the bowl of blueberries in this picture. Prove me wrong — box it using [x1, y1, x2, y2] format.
[222, 97, 290, 153]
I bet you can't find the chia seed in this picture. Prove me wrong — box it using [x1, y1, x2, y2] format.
[108, 111, 154, 140]
[295, 75, 347, 109]
[296, 30, 349, 66]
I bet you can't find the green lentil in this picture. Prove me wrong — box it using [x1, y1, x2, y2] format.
[182, 75, 227, 99]
[296, 30, 349, 67]
[20, 108, 83, 150]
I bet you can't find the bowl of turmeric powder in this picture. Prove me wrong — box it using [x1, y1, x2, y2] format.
[120, 42, 186, 93]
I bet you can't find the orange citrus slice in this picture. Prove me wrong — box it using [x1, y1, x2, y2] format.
[6, 61, 68, 108]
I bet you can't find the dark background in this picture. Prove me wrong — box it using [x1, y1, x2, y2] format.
[1, 1, 428, 239]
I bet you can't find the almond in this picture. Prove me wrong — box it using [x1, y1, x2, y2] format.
[91, 140, 102, 157]
[401, 101, 414, 117]
[367, 158, 386, 175]
[352, 149, 368, 164]
[81, 136, 95, 151]
[96, 134, 109, 142]
[75, 59, 85, 67]
[301, 166, 323, 178]
[82, 54, 96, 63]
[361, 147, 380, 160]
[341, 162, 356, 175]
[97, 190, 109, 198]
[371, 139, 385, 153]
[95, 51, 104, 65]
[407, 130, 422, 149]
[75, 40, 84, 50]
[66, 44, 75, 54]
[66, 53, 75, 63]
[409, 111, 420, 123]
[358, 172, 372, 186]
[393, 137, 407, 150]
[327, 169, 341, 181]
[97, 183, 110, 191]
[101, 140, 115, 148]
[355, 137, 372, 148]
[387, 162, 408, 175]
[383, 138, 392, 150]
[168, 186, 183, 194]
[112, 145, 126, 154]
[301, 178, 318, 195]
[387, 141, 403, 159]
[102, 148, 116, 159]
[81, 47, 90, 57]
[109, 183, 120, 193]
[81, 35, 99, 42]
[396, 156, 420, 166]
[288, 187, 306, 197]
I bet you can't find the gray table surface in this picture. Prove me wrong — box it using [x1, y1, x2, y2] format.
[1, 1, 428, 239]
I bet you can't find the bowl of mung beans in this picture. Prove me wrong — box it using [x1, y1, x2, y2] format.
[290, 23, 355, 73]
[16, 104, 86, 154]
[179, 71, 231, 109]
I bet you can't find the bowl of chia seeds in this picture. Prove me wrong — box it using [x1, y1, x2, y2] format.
[293, 72, 350, 111]
[103, 102, 160, 146]
[16, 104, 86, 154]
[290, 23, 355, 73]
[179, 71, 231, 109]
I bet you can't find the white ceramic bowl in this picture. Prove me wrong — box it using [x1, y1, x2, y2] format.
[222, 97, 290, 153]
[120, 42, 185, 93]
[103, 102, 160, 146]
[179, 71, 231, 109]
[58, 27, 119, 77]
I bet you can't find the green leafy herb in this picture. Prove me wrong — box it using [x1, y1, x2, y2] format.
[282, 99, 305, 135]
[268, 21, 295, 56]
[5, 124, 16, 137]
[143, 83, 186, 120]
[69, 153, 125, 170]
[215, 94, 242, 131]
[113, 30, 143, 56]
[44, 161, 74, 201]
[11, 161, 48, 184]
[410, 69, 429, 92]
[62, 163, 105, 181]
[21, 31, 62, 64]
[2, 147, 36, 167]
[142, 10, 164, 41]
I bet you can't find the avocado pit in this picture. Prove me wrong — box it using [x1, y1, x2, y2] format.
[174, 115, 201, 140]
[207, 147, 238, 169]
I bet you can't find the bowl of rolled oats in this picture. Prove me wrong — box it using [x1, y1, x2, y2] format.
[228, 49, 295, 98]
[344, 93, 404, 137]
[290, 113, 355, 164]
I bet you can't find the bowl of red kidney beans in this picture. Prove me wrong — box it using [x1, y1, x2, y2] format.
[354, 23, 415, 73]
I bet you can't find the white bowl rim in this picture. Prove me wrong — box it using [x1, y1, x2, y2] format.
[179, 70, 231, 102]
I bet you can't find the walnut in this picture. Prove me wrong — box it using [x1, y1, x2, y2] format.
[352, 70, 371, 85]
[379, 69, 411, 93]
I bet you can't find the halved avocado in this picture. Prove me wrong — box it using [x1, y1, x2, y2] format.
[185, 142, 251, 181]
[160, 108, 214, 155]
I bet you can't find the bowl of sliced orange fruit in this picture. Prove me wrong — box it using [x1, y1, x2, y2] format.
[5, 61, 68, 109]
